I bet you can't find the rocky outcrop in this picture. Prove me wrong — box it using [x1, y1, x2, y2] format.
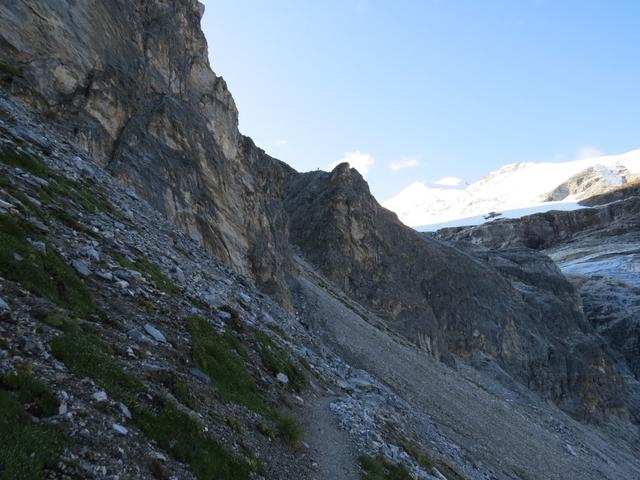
[433, 187, 640, 421]
[430, 196, 640, 250]
[540, 164, 631, 202]
[580, 179, 640, 206]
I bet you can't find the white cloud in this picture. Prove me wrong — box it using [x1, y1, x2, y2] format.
[328, 150, 374, 178]
[434, 176, 462, 186]
[273, 139, 288, 147]
[577, 146, 603, 160]
[389, 156, 419, 172]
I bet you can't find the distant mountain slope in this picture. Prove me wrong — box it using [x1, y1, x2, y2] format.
[384, 149, 640, 229]
[430, 185, 640, 424]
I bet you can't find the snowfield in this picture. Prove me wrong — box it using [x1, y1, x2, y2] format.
[383, 149, 640, 230]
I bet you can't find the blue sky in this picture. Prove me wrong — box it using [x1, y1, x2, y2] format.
[201, 0, 640, 201]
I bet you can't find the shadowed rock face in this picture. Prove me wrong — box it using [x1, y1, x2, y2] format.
[284, 164, 627, 421]
[434, 187, 640, 421]
[0, 0, 633, 423]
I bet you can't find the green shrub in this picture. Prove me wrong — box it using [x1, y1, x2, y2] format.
[0, 214, 95, 316]
[135, 399, 251, 480]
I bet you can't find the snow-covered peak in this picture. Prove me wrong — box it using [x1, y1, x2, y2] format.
[383, 148, 640, 230]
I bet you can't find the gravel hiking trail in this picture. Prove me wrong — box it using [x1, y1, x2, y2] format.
[302, 395, 361, 480]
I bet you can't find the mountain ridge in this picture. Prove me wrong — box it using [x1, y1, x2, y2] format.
[1, 1, 639, 479]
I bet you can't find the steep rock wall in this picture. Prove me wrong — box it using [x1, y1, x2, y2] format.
[0, 0, 293, 299]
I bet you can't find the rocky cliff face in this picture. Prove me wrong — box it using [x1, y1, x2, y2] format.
[540, 164, 635, 202]
[0, 0, 637, 433]
[434, 187, 640, 421]
[0, 0, 293, 300]
[580, 179, 640, 206]
[430, 196, 640, 250]
[284, 163, 628, 420]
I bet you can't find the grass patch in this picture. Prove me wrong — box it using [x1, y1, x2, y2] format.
[42, 176, 119, 217]
[187, 315, 269, 415]
[190, 297, 210, 311]
[436, 463, 466, 480]
[0, 214, 95, 316]
[400, 436, 464, 479]
[256, 421, 272, 437]
[218, 305, 243, 331]
[402, 439, 436, 472]
[40, 311, 80, 334]
[171, 380, 196, 410]
[266, 323, 289, 341]
[116, 255, 179, 295]
[0, 378, 64, 480]
[0, 144, 120, 219]
[0, 62, 22, 78]
[256, 332, 306, 393]
[359, 455, 412, 480]
[226, 416, 241, 432]
[0, 146, 50, 178]
[0, 370, 58, 418]
[134, 399, 252, 480]
[187, 317, 304, 449]
[275, 413, 302, 448]
[50, 330, 143, 404]
[0, 104, 15, 124]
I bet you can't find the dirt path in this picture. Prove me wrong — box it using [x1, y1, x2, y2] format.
[302, 395, 361, 480]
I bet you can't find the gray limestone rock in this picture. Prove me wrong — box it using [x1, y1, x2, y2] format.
[71, 259, 91, 277]
[144, 323, 167, 343]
